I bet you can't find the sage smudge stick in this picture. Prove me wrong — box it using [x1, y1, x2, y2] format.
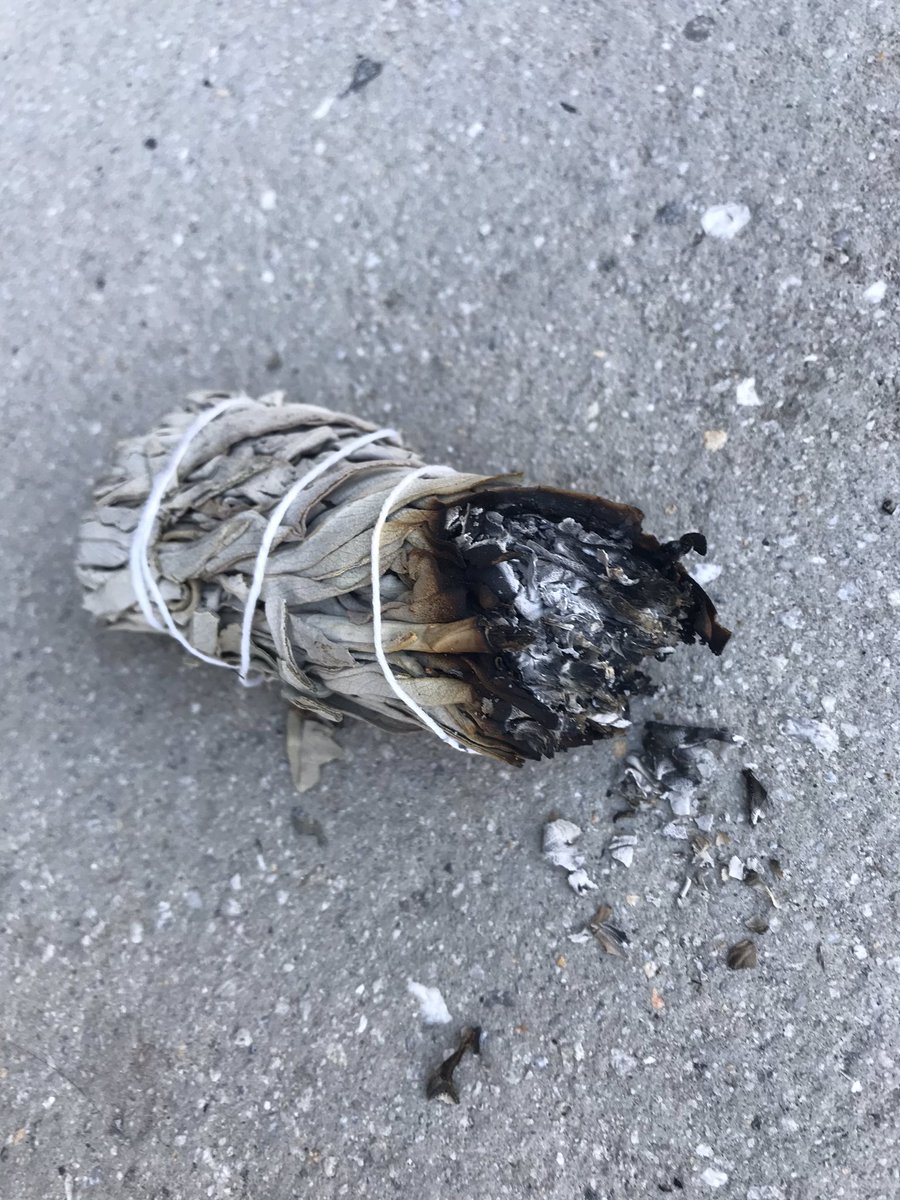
[77, 391, 730, 789]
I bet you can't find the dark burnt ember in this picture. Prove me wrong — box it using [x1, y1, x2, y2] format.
[441, 487, 730, 761]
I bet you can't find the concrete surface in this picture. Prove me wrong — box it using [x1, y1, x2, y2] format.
[2, 2, 899, 1198]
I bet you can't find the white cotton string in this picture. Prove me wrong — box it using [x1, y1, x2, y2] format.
[131, 400, 474, 753]
[129, 395, 255, 671]
[370, 465, 477, 755]
[238, 427, 400, 683]
[131, 404, 399, 681]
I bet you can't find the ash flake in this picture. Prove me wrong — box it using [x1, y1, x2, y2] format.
[407, 980, 452, 1026]
[735, 376, 761, 406]
[783, 717, 839, 755]
[701, 203, 751, 239]
[700, 1167, 729, 1189]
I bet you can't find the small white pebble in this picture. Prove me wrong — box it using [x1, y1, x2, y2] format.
[696, 1143, 714, 1158]
[129, 921, 143, 944]
[260, 189, 277, 211]
[467, 121, 485, 139]
[851, 1079, 862, 1094]
[863, 280, 886, 305]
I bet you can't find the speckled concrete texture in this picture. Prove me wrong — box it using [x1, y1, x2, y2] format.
[2, 3, 899, 1198]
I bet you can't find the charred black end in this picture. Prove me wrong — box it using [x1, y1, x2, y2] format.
[438, 486, 730, 762]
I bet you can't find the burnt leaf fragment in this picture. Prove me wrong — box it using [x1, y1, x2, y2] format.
[742, 767, 769, 826]
[626, 721, 735, 798]
[743, 868, 779, 908]
[290, 806, 327, 845]
[683, 15, 715, 42]
[426, 1026, 482, 1104]
[745, 914, 770, 935]
[589, 904, 629, 957]
[726, 938, 758, 970]
[342, 56, 383, 96]
[655, 200, 687, 226]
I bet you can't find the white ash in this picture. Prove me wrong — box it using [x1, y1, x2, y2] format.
[407, 980, 452, 1026]
[543, 818, 585, 872]
[700, 1167, 729, 1189]
[701, 203, 751, 239]
[735, 376, 762, 406]
[668, 780, 696, 817]
[544, 818, 597, 892]
[567, 867, 598, 896]
[662, 822, 692, 840]
[608, 833, 637, 868]
[783, 717, 839, 755]
[727, 855, 745, 880]
[567, 929, 593, 944]
[779, 607, 804, 630]
[688, 562, 723, 587]
[610, 1048, 638, 1076]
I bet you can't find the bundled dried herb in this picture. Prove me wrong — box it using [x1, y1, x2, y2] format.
[77, 391, 729, 784]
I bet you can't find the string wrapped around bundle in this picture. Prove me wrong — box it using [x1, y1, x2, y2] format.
[76, 391, 730, 789]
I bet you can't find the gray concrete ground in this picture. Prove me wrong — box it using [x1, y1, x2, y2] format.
[2, 2, 899, 1197]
